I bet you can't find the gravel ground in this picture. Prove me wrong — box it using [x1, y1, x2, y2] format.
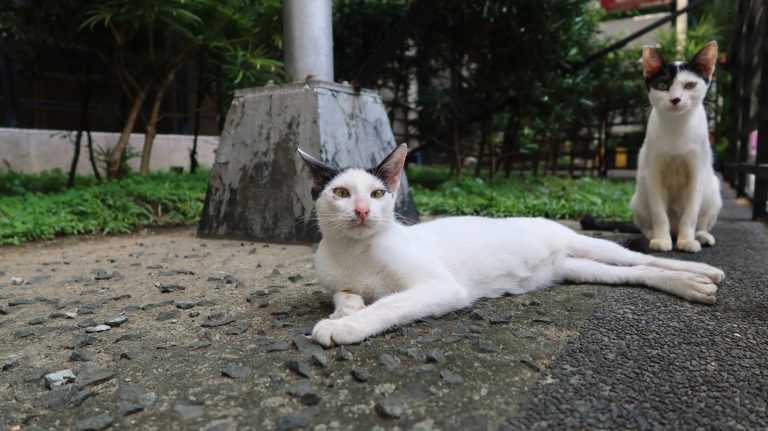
[0, 224, 603, 431]
[1, 190, 764, 431]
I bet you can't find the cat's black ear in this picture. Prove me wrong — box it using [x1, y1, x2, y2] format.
[297, 149, 339, 200]
[690, 41, 718, 81]
[373, 144, 408, 192]
[642, 46, 665, 78]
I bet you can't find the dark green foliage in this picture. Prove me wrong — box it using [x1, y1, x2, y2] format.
[408, 166, 633, 220]
[0, 169, 99, 196]
[0, 171, 209, 245]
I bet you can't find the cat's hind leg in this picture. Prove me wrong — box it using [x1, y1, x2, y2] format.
[695, 179, 722, 246]
[567, 234, 725, 283]
[329, 290, 366, 319]
[557, 257, 717, 304]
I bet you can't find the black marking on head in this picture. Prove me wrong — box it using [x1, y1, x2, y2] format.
[370, 144, 407, 193]
[644, 43, 718, 92]
[297, 149, 341, 201]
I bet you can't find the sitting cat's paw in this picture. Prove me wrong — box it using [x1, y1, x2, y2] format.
[695, 231, 716, 246]
[329, 305, 365, 319]
[649, 238, 673, 252]
[676, 239, 702, 253]
[312, 318, 367, 347]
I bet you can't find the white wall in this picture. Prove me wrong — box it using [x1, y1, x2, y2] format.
[0, 128, 218, 174]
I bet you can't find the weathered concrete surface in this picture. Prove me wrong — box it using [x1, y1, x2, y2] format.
[0, 226, 604, 431]
[198, 81, 419, 244]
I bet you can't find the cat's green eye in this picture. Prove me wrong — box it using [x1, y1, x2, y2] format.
[684, 82, 697, 89]
[371, 189, 386, 199]
[332, 188, 350, 198]
[654, 82, 669, 91]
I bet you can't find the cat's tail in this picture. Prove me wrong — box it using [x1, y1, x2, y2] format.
[580, 214, 641, 234]
[617, 236, 650, 253]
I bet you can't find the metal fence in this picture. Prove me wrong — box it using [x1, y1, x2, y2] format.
[727, 0, 768, 219]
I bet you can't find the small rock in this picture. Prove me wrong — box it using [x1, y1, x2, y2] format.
[223, 275, 239, 284]
[417, 334, 440, 344]
[120, 351, 139, 360]
[336, 346, 352, 361]
[221, 366, 251, 379]
[45, 369, 76, 388]
[300, 393, 321, 406]
[351, 368, 369, 382]
[515, 329, 537, 339]
[85, 325, 111, 333]
[156, 283, 186, 293]
[225, 322, 251, 335]
[33, 384, 78, 408]
[78, 368, 117, 388]
[287, 379, 314, 397]
[402, 347, 424, 361]
[293, 334, 323, 355]
[114, 333, 142, 343]
[532, 317, 553, 324]
[287, 274, 304, 283]
[520, 356, 542, 372]
[175, 300, 197, 310]
[174, 403, 205, 421]
[156, 310, 181, 321]
[28, 317, 46, 325]
[379, 353, 400, 367]
[11, 277, 26, 285]
[310, 353, 329, 368]
[275, 410, 312, 431]
[50, 311, 77, 319]
[478, 339, 499, 353]
[70, 347, 96, 362]
[401, 327, 417, 337]
[116, 402, 144, 416]
[489, 311, 512, 324]
[440, 370, 463, 385]
[285, 360, 312, 379]
[375, 396, 405, 419]
[426, 349, 446, 363]
[188, 340, 212, 350]
[72, 413, 113, 431]
[104, 316, 127, 327]
[116, 385, 156, 407]
[201, 315, 236, 328]
[14, 328, 35, 338]
[267, 341, 292, 353]
[2, 358, 19, 371]
[64, 334, 98, 349]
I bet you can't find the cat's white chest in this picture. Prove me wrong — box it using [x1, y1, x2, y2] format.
[314, 240, 401, 302]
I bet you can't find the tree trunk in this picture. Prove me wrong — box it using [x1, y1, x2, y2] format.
[141, 70, 177, 174]
[107, 83, 150, 179]
[67, 128, 83, 189]
[190, 61, 205, 174]
[86, 128, 100, 181]
[452, 123, 462, 177]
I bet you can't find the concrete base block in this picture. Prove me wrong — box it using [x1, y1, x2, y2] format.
[197, 81, 419, 244]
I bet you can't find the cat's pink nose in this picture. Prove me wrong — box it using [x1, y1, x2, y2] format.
[354, 207, 370, 222]
[670, 97, 681, 105]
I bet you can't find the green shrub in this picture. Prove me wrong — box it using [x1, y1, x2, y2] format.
[410, 173, 634, 220]
[0, 170, 209, 245]
[0, 167, 100, 195]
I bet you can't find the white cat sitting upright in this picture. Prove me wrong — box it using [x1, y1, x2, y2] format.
[632, 41, 722, 253]
[298, 145, 725, 346]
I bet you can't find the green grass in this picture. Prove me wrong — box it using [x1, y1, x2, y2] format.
[0, 170, 209, 245]
[0, 168, 100, 195]
[408, 166, 635, 220]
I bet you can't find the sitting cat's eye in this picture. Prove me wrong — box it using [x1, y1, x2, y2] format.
[684, 82, 697, 89]
[653, 82, 669, 91]
[332, 188, 350, 198]
[371, 189, 386, 199]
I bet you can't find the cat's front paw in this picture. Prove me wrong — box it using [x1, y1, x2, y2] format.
[695, 231, 716, 246]
[312, 318, 368, 347]
[676, 239, 701, 253]
[649, 238, 673, 252]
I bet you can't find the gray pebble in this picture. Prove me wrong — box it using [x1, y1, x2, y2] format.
[33, 384, 78, 408]
[426, 349, 446, 363]
[156, 310, 180, 321]
[414, 364, 435, 373]
[515, 328, 537, 339]
[116, 402, 144, 416]
[402, 347, 425, 361]
[9, 298, 35, 306]
[78, 368, 116, 388]
[310, 353, 329, 368]
[174, 403, 205, 421]
[221, 366, 251, 379]
[276, 410, 312, 431]
[28, 317, 46, 325]
[85, 325, 111, 333]
[267, 341, 292, 352]
[287, 379, 314, 397]
[300, 393, 321, 406]
[156, 283, 186, 293]
[352, 368, 370, 382]
[440, 370, 464, 385]
[175, 300, 197, 310]
[14, 328, 35, 338]
[72, 413, 113, 431]
[401, 326, 418, 337]
[201, 315, 236, 328]
[70, 347, 96, 362]
[417, 334, 440, 344]
[2, 358, 19, 371]
[114, 333, 142, 343]
[285, 360, 312, 379]
[104, 316, 127, 327]
[45, 369, 76, 388]
[120, 351, 139, 360]
[188, 340, 212, 350]
[375, 396, 405, 419]
[336, 346, 352, 361]
[225, 322, 251, 335]
[116, 385, 156, 407]
[478, 339, 499, 353]
[519, 356, 542, 372]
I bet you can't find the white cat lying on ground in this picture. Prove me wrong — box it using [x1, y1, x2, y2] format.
[299, 145, 725, 346]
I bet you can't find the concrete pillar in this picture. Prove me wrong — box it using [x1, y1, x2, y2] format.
[283, 0, 334, 82]
[197, 82, 419, 244]
[676, 0, 688, 55]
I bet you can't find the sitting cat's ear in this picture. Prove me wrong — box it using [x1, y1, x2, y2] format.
[690, 41, 718, 81]
[297, 149, 339, 200]
[642, 46, 665, 78]
[374, 144, 408, 192]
